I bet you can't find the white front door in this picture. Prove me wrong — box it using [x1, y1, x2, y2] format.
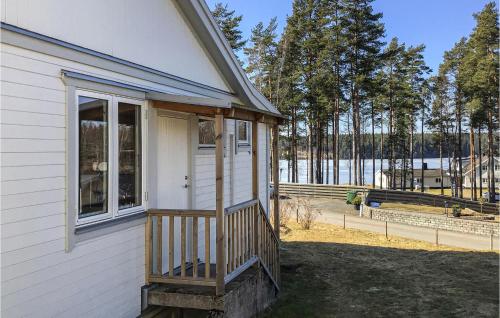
[157, 115, 190, 274]
[157, 116, 190, 209]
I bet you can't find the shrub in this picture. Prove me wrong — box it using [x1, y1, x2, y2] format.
[297, 197, 321, 230]
[279, 199, 294, 228]
[352, 196, 362, 206]
[452, 204, 462, 217]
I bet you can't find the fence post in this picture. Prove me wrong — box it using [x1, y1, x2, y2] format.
[343, 214, 346, 229]
[435, 229, 439, 246]
[491, 231, 494, 251]
[385, 221, 388, 239]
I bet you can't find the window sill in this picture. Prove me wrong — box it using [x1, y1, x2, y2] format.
[74, 211, 146, 244]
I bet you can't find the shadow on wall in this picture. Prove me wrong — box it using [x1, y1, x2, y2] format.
[265, 241, 499, 318]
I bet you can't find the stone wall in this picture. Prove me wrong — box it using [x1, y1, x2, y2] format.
[363, 207, 499, 237]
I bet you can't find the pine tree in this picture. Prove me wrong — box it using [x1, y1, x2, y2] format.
[211, 3, 247, 53]
[461, 2, 499, 202]
[244, 18, 279, 100]
[343, 0, 385, 185]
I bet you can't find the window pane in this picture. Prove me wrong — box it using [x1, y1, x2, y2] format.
[118, 103, 142, 210]
[79, 96, 108, 218]
[238, 121, 248, 142]
[199, 119, 215, 145]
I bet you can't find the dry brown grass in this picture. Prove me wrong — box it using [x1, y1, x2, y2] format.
[265, 221, 499, 318]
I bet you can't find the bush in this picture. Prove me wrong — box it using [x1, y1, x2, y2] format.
[279, 199, 294, 228]
[297, 197, 321, 230]
[452, 204, 462, 217]
[352, 196, 362, 206]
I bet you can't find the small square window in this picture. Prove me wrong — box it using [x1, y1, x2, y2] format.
[237, 121, 250, 145]
[198, 119, 215, 147]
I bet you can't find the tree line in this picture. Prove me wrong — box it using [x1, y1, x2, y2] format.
[211, 1, 499, 202]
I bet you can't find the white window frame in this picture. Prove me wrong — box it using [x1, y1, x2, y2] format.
[237, 120, 250, 146]
[74, 90, 147, 227]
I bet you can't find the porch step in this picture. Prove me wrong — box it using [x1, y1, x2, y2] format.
[147, 284, 222, 311]
[143, 264, 278, 318]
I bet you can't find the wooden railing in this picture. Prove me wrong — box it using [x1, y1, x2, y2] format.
[257, 202, 280, 287]
[145, 201, 280, 293]
[224, 199, 259, 284]
[146, 209, 217, 286]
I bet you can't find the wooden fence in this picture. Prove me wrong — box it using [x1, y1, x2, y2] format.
[366, 189, 499, 215]
[279, 182, 366, 200]
[279, 183, 499, 215]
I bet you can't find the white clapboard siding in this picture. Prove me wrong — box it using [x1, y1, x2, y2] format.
[1, 95, 65, 114]
[1, 46, 204, 99]
[2, 213, 65, 239]
[2, 0, 231, 92]
[1, 226, 143, 303]
[0, 43, 153, 317]
[0, 109, 65, 127]
[1, 201, 65, 225]
[1, 81, 65, 103]
[2, 138, 65, 152]
[1, 124, 65, 139]
[1, 165, 65, 181]
[1, 152, 65, 166]
[1, 177, 65, 195]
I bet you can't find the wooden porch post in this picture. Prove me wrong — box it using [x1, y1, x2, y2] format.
[215, 112, 225, 296]
[272, 125, 280, 240]
[252, 120, 259, 256]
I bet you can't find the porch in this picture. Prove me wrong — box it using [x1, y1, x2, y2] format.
[142, 98, 282, 316]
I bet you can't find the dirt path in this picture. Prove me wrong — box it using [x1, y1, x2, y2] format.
[264, 222, 499, 318]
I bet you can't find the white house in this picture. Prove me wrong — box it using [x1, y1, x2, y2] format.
[463, 156, 500, 189]
[374, 168, 451, 189]
[0, 1, 282, 317]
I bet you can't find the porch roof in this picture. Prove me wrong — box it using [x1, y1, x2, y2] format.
[62, 69, 284, 125]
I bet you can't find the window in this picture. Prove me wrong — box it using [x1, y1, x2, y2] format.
[76, 91, 145, 226]
[435, 178, 441, 183]
[198, 118, 215, 147]
[495, 165, 499, 171]
[237, 121, 250, 145]
[79, 96, 109, 219]
[415, 178, 422, 183]
[482, 178, 488, 183]
[482, 165, 488, 171]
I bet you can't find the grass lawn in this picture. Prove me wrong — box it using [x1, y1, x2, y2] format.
[379, 202, 448, 214]
[264, 222, 499, 318]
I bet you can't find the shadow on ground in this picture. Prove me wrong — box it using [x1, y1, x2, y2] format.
[264, 241, 499, 318]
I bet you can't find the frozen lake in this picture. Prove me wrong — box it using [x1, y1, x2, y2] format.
[279, 158, 450, 185]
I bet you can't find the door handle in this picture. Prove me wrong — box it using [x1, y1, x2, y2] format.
[183, 184, 190, 188]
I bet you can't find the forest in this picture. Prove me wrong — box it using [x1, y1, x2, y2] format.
[211, 1, 499, 202]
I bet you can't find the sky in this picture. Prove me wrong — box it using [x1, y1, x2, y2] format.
[206, 0, 498, 74]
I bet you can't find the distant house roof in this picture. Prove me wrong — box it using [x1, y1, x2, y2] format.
[463, 157, 500, 175]
[381, 168, 447, 178]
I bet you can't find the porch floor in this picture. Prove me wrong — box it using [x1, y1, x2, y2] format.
[162, 263, 217, 283]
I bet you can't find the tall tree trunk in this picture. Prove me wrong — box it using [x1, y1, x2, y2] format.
[410, 113, 414, 191]
[457, 101, 463, 198]
[421, 105, 425, 192]
[347, 112, 352, 185]
[380, 120, 384, 189]
[439, 135, 444, 195]
[308, 124, 314, 184]
[335, 102, 340, 184]
[478, 126, 483, 197]
[371, 104, 376, 187]
[487, 109, 495, 203]
[287, 122, 291, 182]
[389, 107, 396, 189]
[470, 128, 476, 200]
[326, 122, 330, 184]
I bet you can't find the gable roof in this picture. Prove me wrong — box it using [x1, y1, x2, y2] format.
[175, 0, 281, 117]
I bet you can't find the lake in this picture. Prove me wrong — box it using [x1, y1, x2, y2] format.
[279, 158, 450, 185]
